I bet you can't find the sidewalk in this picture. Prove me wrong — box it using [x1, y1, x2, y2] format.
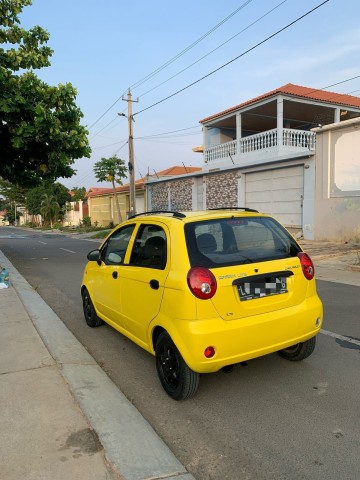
[0, 242, 359, 480]
[300, 240, 360, 287]
[0, 250, 195, 480]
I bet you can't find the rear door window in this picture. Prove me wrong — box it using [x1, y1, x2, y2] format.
[129, 224, 167, 269]
[185, 217, 301, 268]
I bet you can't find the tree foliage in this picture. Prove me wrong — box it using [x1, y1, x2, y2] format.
[93, 155, 127, 185]
[94, 155, 127, 222]
[0, 178, 27, 204]
[26, 182, 71, 216]
[0, 0, 91, 187]
[40, 193, 59, 228]
[71, 186, 86, 201]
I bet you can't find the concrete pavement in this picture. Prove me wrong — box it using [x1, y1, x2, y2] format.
[0, 249, 195, 480]
[0, 240, 359, 480]
[300, 240, 360, 287]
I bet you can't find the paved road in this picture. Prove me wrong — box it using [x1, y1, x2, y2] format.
[1, 227, 359, 480]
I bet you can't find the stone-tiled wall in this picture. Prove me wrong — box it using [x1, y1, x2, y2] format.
[151, 179, 193, 211]
[206, 172, 238, 209]
[150, 172, 239, 211]
[170, 179, 193, 210]
[150, 184, 168, 210]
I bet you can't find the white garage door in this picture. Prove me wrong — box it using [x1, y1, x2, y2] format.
[245, 166, 304, 227]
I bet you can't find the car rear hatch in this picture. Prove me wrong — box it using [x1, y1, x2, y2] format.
[185, 214, 310, 321]
[210, 257, 307, 321]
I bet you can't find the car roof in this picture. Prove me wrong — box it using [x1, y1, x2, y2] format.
[128, 208, 266, 224]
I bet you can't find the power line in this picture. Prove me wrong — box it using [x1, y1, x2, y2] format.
[91, 140, 128, 151]
[89, 116, 119, 139]
[133, 0, 330, 117]
[135, 125, 200, 139]
[88, 100, 123, 130]
[138, 0, 289, 100]
[321, 75, 360, 92]
[87, 1, 254, 132]
[136, 133, 201, 142]
[128, 0, 254, 92]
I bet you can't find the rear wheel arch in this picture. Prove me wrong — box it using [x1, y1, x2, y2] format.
[152, 326, 166, 352]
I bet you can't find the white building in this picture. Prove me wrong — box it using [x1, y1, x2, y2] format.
[147, 83, 360, 241]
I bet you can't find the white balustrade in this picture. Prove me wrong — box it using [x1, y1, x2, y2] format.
[205, 128, 316, 163]
[282, 129, 316, 149]
[205, 139, 237, 163]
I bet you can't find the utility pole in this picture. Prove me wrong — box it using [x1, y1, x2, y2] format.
[122, 89, 138, 217]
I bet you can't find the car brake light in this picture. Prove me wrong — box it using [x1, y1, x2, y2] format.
[298, 252, 315, 280]
[187, 266, 217, 299]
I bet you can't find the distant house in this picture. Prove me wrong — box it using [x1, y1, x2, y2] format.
[63, 190, 89, 227]
[87, 166, 202, 227]
[147, 83, 360, 241]
[0, 210, 9, 226]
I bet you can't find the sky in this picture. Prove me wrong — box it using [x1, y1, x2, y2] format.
[19, 0, 360, 190]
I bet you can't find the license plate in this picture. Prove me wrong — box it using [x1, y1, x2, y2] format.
[237, 276, 288, 301]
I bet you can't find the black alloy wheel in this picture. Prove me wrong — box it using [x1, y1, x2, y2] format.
[155, 332, 199, 401]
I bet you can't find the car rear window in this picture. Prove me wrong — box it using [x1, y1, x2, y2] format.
[185, 217, 301, 268]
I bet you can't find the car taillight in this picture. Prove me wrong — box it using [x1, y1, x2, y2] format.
[298, 252, 315, 280]
[187, 266, 217, 299]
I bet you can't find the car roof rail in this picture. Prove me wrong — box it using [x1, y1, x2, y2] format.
[128, 210, 186, 219]
[208, 207, 259, 213]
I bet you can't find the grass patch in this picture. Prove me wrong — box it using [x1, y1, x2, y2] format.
[89, 230, 112, 239]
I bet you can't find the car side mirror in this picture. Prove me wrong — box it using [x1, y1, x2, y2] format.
[87, 249, 102, 265]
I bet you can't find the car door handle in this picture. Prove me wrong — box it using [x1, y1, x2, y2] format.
[112, 271, 118, 279]
[149, 279, 159, 290]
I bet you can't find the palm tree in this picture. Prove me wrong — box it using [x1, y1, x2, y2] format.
[40, 193, 59, 228]
[93, 155, 127, 223]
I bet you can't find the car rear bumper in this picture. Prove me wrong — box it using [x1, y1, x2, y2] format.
[170, 295, 323, 373]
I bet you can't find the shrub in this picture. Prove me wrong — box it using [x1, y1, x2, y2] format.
[82, 216, 91, 227]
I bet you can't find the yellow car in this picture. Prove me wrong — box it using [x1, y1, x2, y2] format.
[81, 209, 323, 400]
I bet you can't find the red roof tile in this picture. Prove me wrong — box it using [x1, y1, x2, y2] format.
[200, 83, 360, 123]
[152, 165, 202, 176]
[87, 166, 202, 197]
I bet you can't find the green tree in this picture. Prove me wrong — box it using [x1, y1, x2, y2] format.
[71, 186, 86, 201]
[0, 179, 27, 223]
[93, 155, 127, 223]
[52, 182, 71, 207]
[0, 0, 91, 187]
[0, 179, 27, 205]
[40, 193, 59, 228]
[26, 182, 71, 223]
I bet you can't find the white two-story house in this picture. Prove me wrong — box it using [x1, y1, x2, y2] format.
[146, 83, 360, 241]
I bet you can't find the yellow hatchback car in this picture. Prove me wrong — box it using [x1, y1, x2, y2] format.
[81, 209, 323, 400]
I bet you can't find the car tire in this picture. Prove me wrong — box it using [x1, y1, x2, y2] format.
[155, 332, 200, 401]
[82, 288, 103, 328]
[278, 336, 316, 361]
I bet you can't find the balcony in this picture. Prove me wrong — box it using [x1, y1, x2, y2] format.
[204, 128, 316, 164]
